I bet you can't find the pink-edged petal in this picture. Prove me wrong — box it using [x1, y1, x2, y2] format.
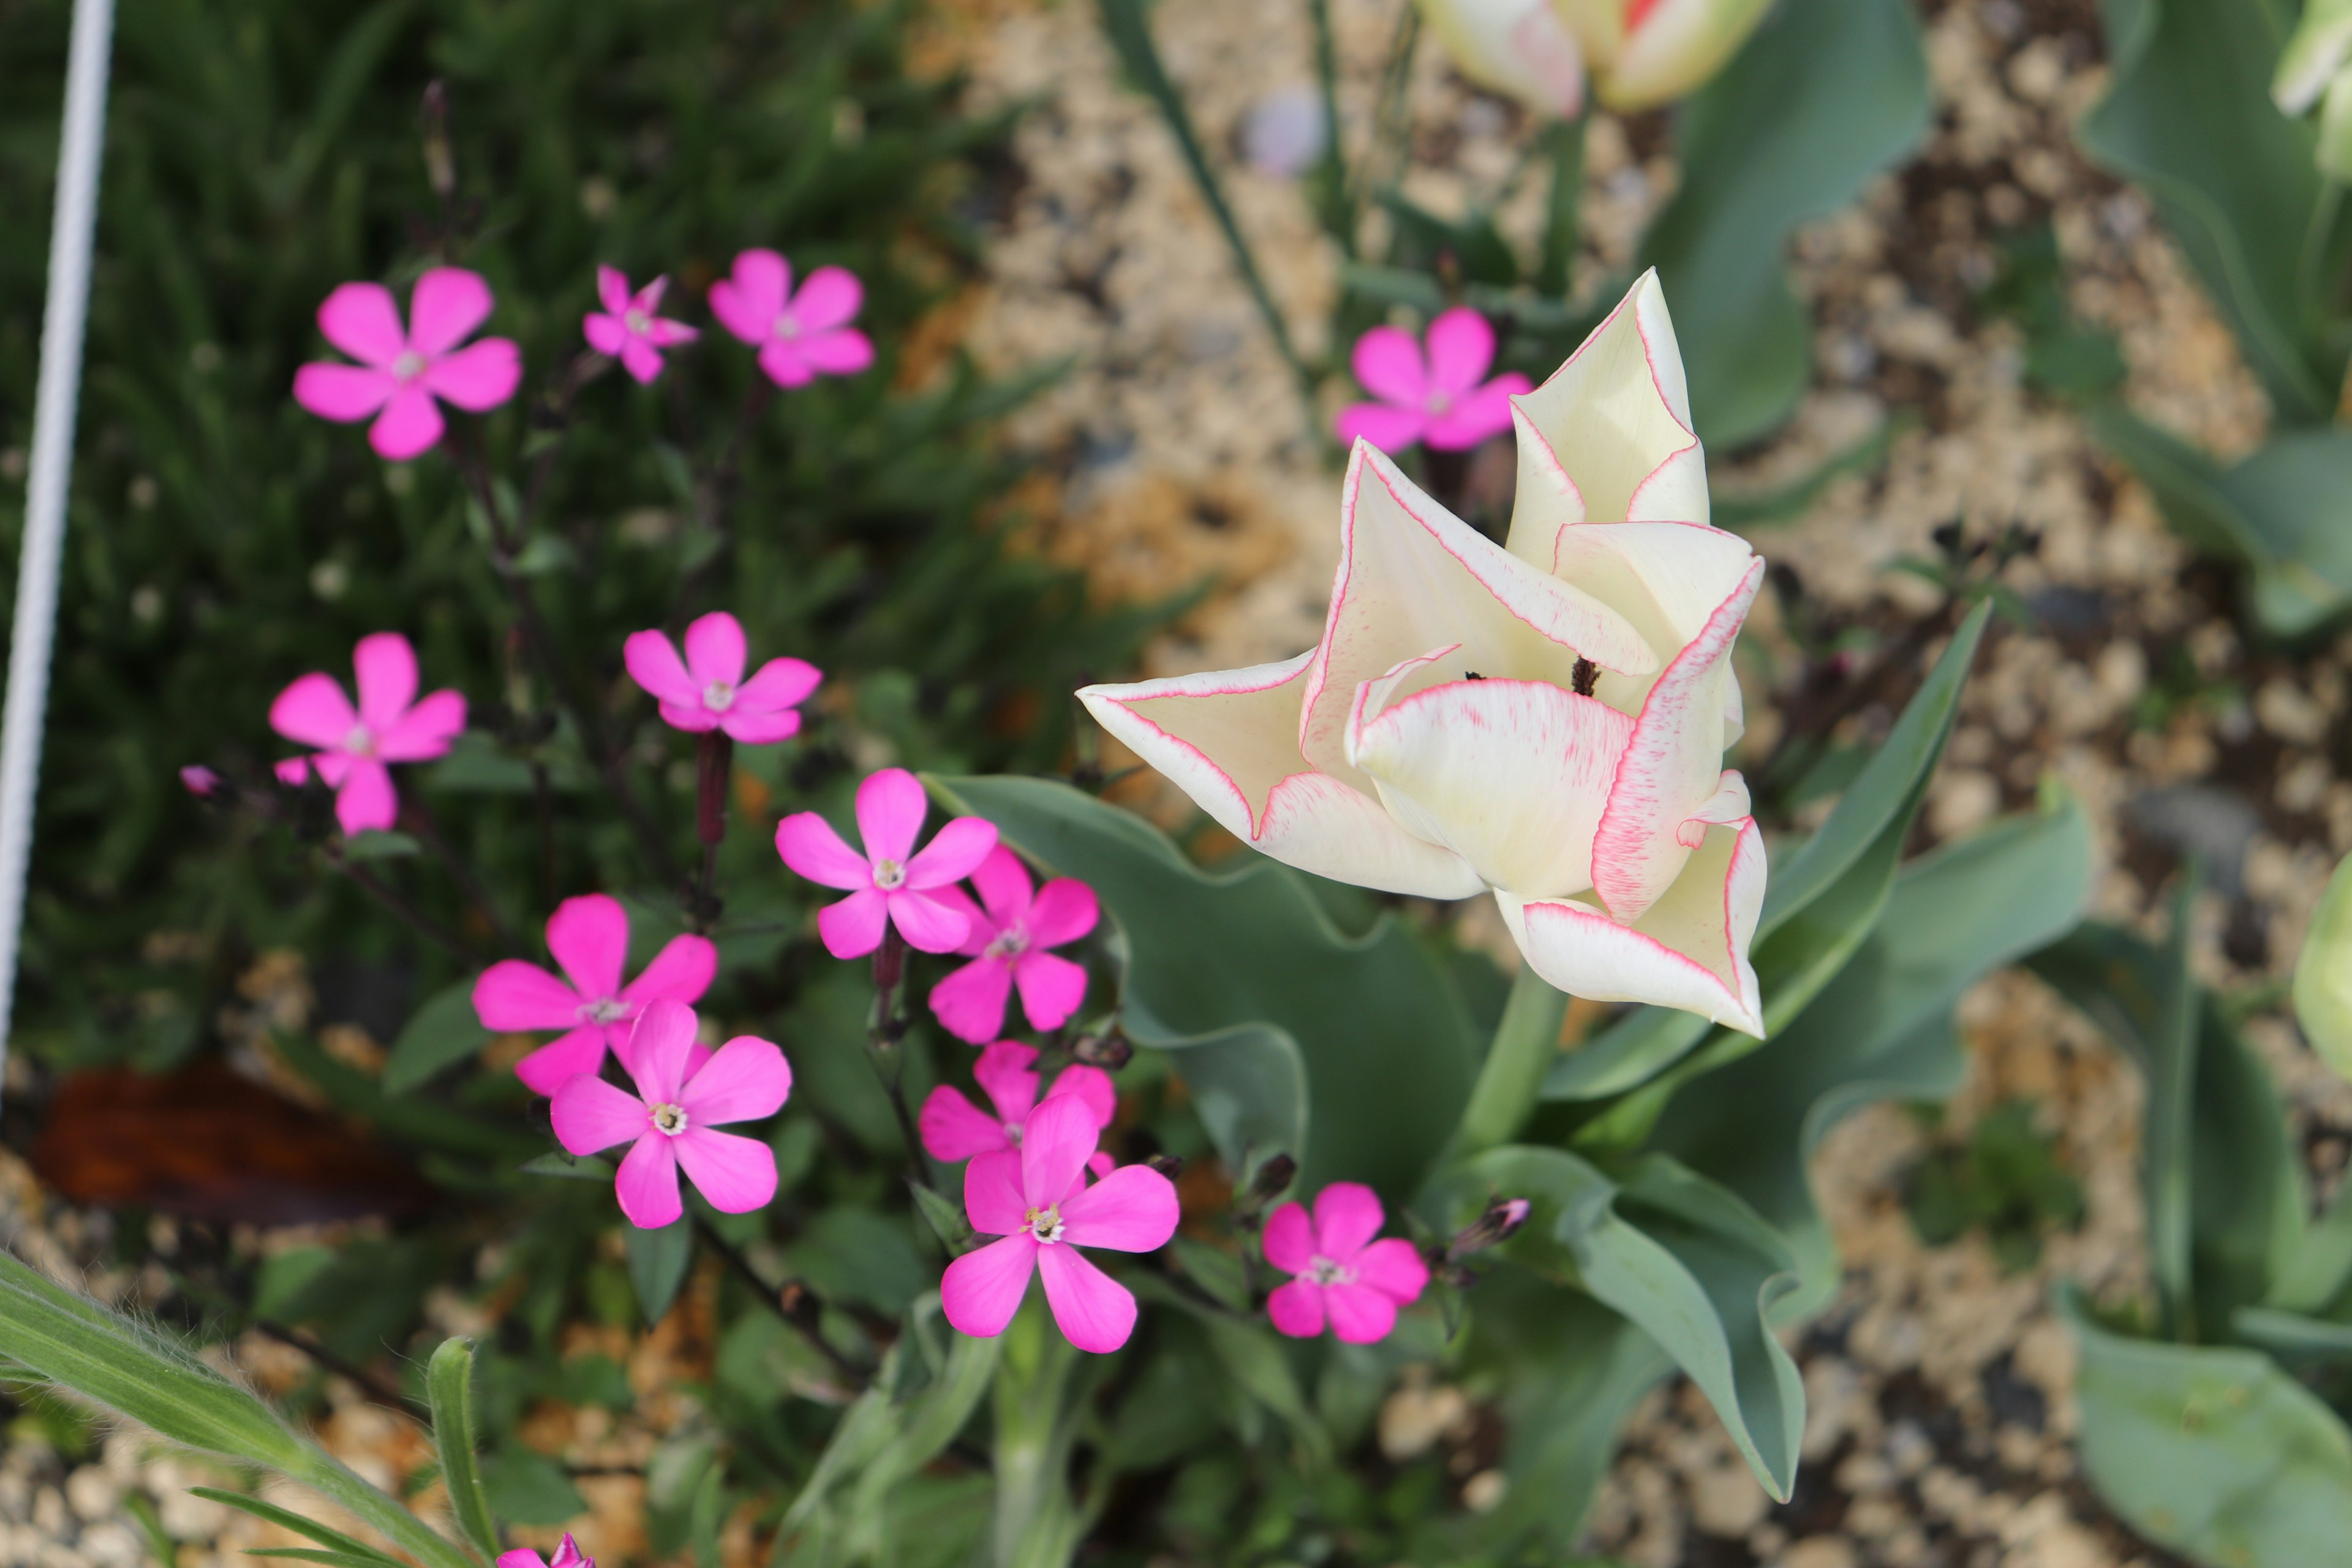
[596, 266, 632, 315]
[1043, 1063, 1116, 1129]
[941, 1234, 1038, 1340]
[613, 1135, 683, 1229]
[929, 958, 1014, 1045]
[406, 266, 495, 357]
[514, 1027, 609, 1096]
[1022, 878, 1098, 949]
[755, 341, 815, 388]
[797, 329, 873, 377]
[584, 314, 631, 358]
[1351, 325, 1428, 405]
[964, 1148, 1028, 1235]
[270, 673, 358, 749]
[420, 338, 522, 411]
[717, 708, 802, 744]
[1262, 1202, 1315, 1275]
[1423, 307, 1499, 396]
[293, 363, 396, 421]
[710, 249, 791, 343]
[904, 816, 999, 889]
[673, 1126, 777, 1212]
[551, 1074, 649, 1155]
[965, 845, 1036, 928]
[375, 690, 466, 760]
[1036, 1245, 1137, 1353]
[1352, 1237, 1431, 1303]
[1312, 1182, 1387, 1261]
[1011, 951, 1088, 1034]
[334, 760, 398, 834]
[973, 1040, 1042, 1125]
[679, 1035, 791, 1126]
[1018, 1094, 1101, 1212]
[350, 633, 418, 731]
[886, 889, 971, 954]
[315, 282, 407, 368]
[545, 892, 630, 1001]
[624, 997, 701, 1104]
[788, 266, 864, 333]
[472, 959, 582, 1031]
[920, 1086, 1013, 1163]
[618, 338, 666, 385]
[775, 812, 875, 890]
[816, 888, 891, 959]
[1058, 1163, 1178, 1253]
[1322, 1280, 1401, 1344]
[1267, 1279, 1327, 1338]
[368, 384, 445, 461]
[734, 655, 821, 714]
[624, 630, 701, 707]
[620, 932, 719, 1006]
[1424, 374, 1532, 451]
[683, 612, 747, 688]
[1333, 402, 1428, 453]
[854, 767, 927, 865]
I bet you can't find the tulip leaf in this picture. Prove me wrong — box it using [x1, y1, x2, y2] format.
[2299, 853, 2352, 1081]
[927, 775, 1482, 1196]
[2062, 1288, 2352, 1565]
[2269, 1177, 2352, 1318]
[1642, 0, 1931, 445]
[2232, 1305, 2352, 1363]
[382, 981, 494, 1095]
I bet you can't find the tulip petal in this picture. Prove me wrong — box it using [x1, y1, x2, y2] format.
[684, 612, 747, 688]
[614, 1135, 683, 1229]
[1543, 521, 1760, 718]
[620, 933, 720, 1007]
[1267, 1279, 1327, 1338]
[1012, 950, 1089, 1033]
[941, 1234, 1038, 1339]
[1262, 1202, 1316, 1275]
[1498, 816, 1766, 1036]
[472, 960, 582, 1031]
[817, 888, 890, 958]
[929, 956, 1014, 1045]
[1415, 0, 1586, 116]
[514, 1027, 609, 1096]
[1037, 1245, 1139, 1352]
[270, 673, 358, 749]
[679, 1036, 791, 1126]
[545, 893, 630, 1002]
[1060, 1164, 1179, 1252]
[674, 1127, 777, 1212]
[1607, 0, 1768, 108]
[552, 1074, 649, 1156]
[921, 1085, 1012, 1163]
[964, 1149, 1029, 1236]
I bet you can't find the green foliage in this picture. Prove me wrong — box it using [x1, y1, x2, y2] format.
[424, 1338, 500, 1560]
[2297, 851, 2352, 1079]
[1904, 1099, 2086, 1270]
[625, 1218, 693, 1326]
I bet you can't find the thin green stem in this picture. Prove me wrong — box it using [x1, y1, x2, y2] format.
[1452, 962, 1570, 1156]
[1537, 109, 1589, 300]
[1306, 0, 1354, 257]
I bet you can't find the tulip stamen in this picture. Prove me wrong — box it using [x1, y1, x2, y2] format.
[1572, 658, 1599, 697]
[1464, 671, 1485, 680]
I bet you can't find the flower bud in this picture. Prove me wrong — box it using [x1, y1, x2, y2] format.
[1147, 1153, 1186, 1180]
[1447, 1196, 1532, 1260]
[1416, 0, 1776, 116]
[1070, 1027, 1134, 1071]
[1236, 1152, 1299, 1224]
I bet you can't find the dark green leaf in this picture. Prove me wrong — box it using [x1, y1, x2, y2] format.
[625, 1220, 694, 1326]
[480, 1445, 585, 1528]
[909, 1180, 973, 1254]
[382, 982, 492, 1095]
[189, 1494, 401, 1568]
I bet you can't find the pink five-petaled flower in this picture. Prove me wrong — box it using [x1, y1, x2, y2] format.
[582, 267, 699, 385]
[622, 611, 821, 743]
[918, 1041, 1117, 1164]
[269, 632, 466, 836]
[940, 1095, 1177, 1353]
[497, 1535, 591, 1568]
[927, 846, 1099, 1044]
[1263, 1182, 1430, 1344]
[472, 894, 718, 1096]
[1333, 306, 1532, 454]
[708, 249, 875, 389]
[551, 999, 790, 1230]
[292, 267, 522, 461]
[775, 768, 998, 959]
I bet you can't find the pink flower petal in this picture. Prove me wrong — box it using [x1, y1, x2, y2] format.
[369, 383, 445, 461]
[620, 933, 719, 1007]
[624, 630, 701, 707]
[421, 338, 522, 412]
[1036, 1244, 1137, 1353]
[1012, 950, 1088, 1034]
[584, 314, 630, 358]
[1018, 1095, 1101, 1212]
[351, 633, 418, 732]
[855, 767, 927, 866]
[1351, 325, 1428, 405]
[545, 893, 630, 1002]
[789, 266, 864, 333]
[1043, 1064, 1116, 1129]
[623, 998, 701, 1105]
[633, 276, 669, 315]
[710, 249, 791, 344]
[756, 340, 815, 388]
[613, 1134, 683, 1229]
[293, 363, 396, 421]
[618, 338, 665, 385]
[274, 756, 313, 786]
[963, 1148, 1028, 1235]
[1261, 1202, 1314, 1275]
[717, 709, 801, 744]
[973, 1041, 1042, 1125]
[596, 266, 632, 317]
[1313, 1182, 1387, 1261]
[647, 318, 698, 348]
[679, 1035, 791, 1126]
[775, 812, 873, 890]
[334, 759, 398, 834]
[316, 282, 407, 368]
[472, 959, 582, 1031]
[929, 885, 992, 957]
[919, 1086, 1010, 1163]
[1423, 307, 1498, 396]
[941, 1233, 1038, 1339]
[927, 956, 1012, 1045]
[1023, 877, 1098, 949]
[1424, 374, 1532, 451]
[514, 1027, 609, 1096]
[552, 1074, 649, 1155]
[1333, 402, 1428, 453]
[375, 690, 466, 760]
[796, 329, 873, 377]
[905, 816, 998, 889]
[1351, 1237, 1431, 1304]
[407, 266, 494, 358]
[657, 699, 721, 733]
[886, 889, 971, 954]
[1266, 1278, 1326, 1338]
[683, 612, 747, 688]
[674, 1126, 777, 1212]
[270, 673, 358, 749]
[1057, 1164, 1177, 1253]
[735, 656, 823, 714]
[498, 1549, 549, 1568]
[966, 846, 1034, 929]
[816, 887, 890, 958]
[1322, 1280, 1401, 1343]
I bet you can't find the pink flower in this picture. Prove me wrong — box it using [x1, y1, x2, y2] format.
[1262, 1182, 1429, 1344]
[269, 632, 466, 835]
[708, 249, 874, 388]
[498, 1536, 590, 1568]
[940, 1095, 1177, 1353]
[179, 766, 222, 797]
[622, 611, 821, 743]
[918, 1041, 1117, 1164]
[551, 999, 790, 1229]
[927, 847, 1098, 1044]
[1333, 307, 1531, 454]
[472, 894, 718, 1095]
[775, 768, 998, 959]
[292, 267, 522, 461]
[582, 267, 698, 385]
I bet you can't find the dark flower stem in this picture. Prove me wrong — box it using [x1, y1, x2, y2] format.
[692, 1217, 867, 1392]
[322, 841, 478, 965]
[867, 925, 935, 1190]
[693, 730, 733, 929]
[399, 794, 519, 952]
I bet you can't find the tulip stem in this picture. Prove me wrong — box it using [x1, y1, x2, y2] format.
[1452, 963, 1569, 1156]
[1536, 110, 1589, 299]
